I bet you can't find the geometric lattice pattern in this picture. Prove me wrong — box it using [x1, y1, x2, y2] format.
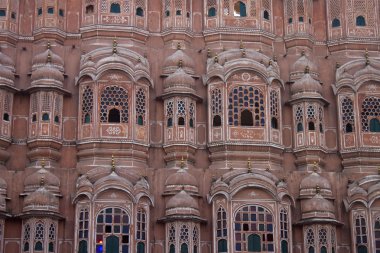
[341, 97, 355, 131]
[361, 96, 380, 131]
[100, 86, 129, 123]
[82, 86, 93, 123]
[135, 88, 146, 124]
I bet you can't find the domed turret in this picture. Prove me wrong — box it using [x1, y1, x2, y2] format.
[291, 67, 322, 97]
[301, 193, 336, 220]
[24, 167, 60, 193]
[165, 190, 199, 216]
[164, 167, 199, 195]
[290, 51, 318, 81]
[0, 51, 16, 86]
[163, 46, 195, 75]
[163, 67, 195, 94]
[23, 187, 59, 213]
[300, 171, 333, 198]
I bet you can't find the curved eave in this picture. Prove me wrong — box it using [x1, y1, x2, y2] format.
[157, 91, 203, 102]
[0, 83, 19, 92]
[157, 215, 207, 224]
[134, 191, 155, 207]
[16, 211, 65, 220]
[295, 218, 343, 226]
[22, 85, 71, 96]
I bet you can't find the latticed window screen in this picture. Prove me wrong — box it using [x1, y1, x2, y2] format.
[270, 90, 279, 123]
[250, 0, 257, 17]
[329, 0, 340, 21]
[297, 0, 304, 17]
[361, 96, 380, 131]
[100, 86, 129, 123]
[234, 205, 274, 252]
[211, 88, 222, 116]
[54, 96, 61, 123]
[189, 102, 195, 127]
[318, 228, 328, 247]
[136, 0, 145, 9]
[23, 223, 31, 251]
[42, 92, 50, 112]
[341, 97, 355, 132]
[82, 86, 93, 123]
[179, 224, 190, 245]
[135, 88, 146, 125]
[123, 0, 130, 13]
[228, 86, 265, 126]
[168, 224, 176, 249]
[223, 0, 230, 15]
[34, 222, 45, 250]
[286, 0, 293, 21]
[177, 100, 186, 117]
[262, 0, 271, 13]
[3, 94, 9, 113]
[306, 227, 315, 252]
[192, 226, 199, 251]
[307, 104, 316, 121]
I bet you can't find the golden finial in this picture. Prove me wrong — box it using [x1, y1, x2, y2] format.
[178, 59, 183, 68]
[239, 40, 244, 49]
[180, 156, 185, 169]
[207, 48, 211, 58]
[242, 48, 246, 58]
[214, 54, 219, 63]
[304, 65, 310, 74]
[111, 155, 115, 172]
[40, 175, 45, 186]
[247, 158, 252, 173]
[316, 184, 321, 194]
[41, 158, 45, 169]
[365, 49, 370, 65]
[47, 51, 52, 63]
[313, 161, 318, 172]
[47, 41, 51, 49]
[301, 49, 305, 56]
[177, 42, 181, 50]
[113, 39, 117, 54]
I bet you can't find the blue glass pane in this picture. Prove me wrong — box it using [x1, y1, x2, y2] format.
[96, 245, 103, 253]
[122, 245, 129, 253]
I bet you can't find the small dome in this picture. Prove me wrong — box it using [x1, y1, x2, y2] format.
[31, 65, 64, 83]
[163, 68, 195, 93]
[33, 49, 64, 68]
[23, 187, 59, 212]
[0, 51, 15, 68]
[164, 168, 199, 194]
[165, 190, 199, 216]
[0, 65, 15, 82]
[24, 168, 60, 193]
[290, 53, 318, 81]
[163, 49, 195, 75]
[300, 172, 333, 198]
[301, 194, 336, 220]
[291, 72, 322, 95]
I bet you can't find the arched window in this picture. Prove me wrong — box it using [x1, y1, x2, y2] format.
[0, 10, 5, 16]
[42, 113, 50, 121]
[208, 7, 216, 17]
[297, 123, 303, 132]
[47, 7, 54, 14]
[228, 86, 265, 126]
[213, 115, 222, 127]
[305, 227, 315, 253]
[271, 117, 278, 129]
[110, 3, 121, 13]
[100, 86, 129, 123]
[176, 10, 182, 15]
[35, 241, 43, 251]
[247, 234, 261, 252]
[218, 239, 227, 253]
[3, 113, 9, 121]
[136, 208, 146, 253]
[170, 244, 175, 253]
[137, 242, 145, 253]
[189, 103, 195, 128]
[84, 114, 91, 124]
[168, 118, 173, 127]
[82, 86, 93, 124]
[332, 18, 340, 27]
[369, 118, 380, 132]
[308, 122, 315, 131]
[54, 116, 59, 123]
[178, 117, 185, 126]
[235, 205, 274, 252]
[361, 97, 380, 131]
[86, 5, 94, 14]
[263, 10, 269, 20]
[23, 223, 31, 252]
[345, 123, 353, 133]
[189, 118, 194, 128]
[241, 109, 253, 126]
[288, 18, 293, 23]
[356, 16, 366, 26]
[308, 247, 315, 253]
[180, 243, 188, 253]
[136, 88, 146, 126]
[281, 240, 288, 253]
[136, 7, 144, 17]
[108, 108, 121, 123]
[299, 16, 304, 22]
[341, 97, 354, 133]
[34, 222, 44, 251]
[79, 240, 87, 253]
[320, 246, 327, 253]
[96, 207, 130, 253]
[319, 123, 323, 133]
[192, 227, 199, 253]
[233, 1, 246, 17]
[165, 10, 170, 16]
[355, 215, 368, 252]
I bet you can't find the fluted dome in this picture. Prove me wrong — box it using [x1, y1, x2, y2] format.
[0, 51, 15, 68]
[23, 187, 59, 212]
[24, 168, 60, 193]
[163, 68, 195, 93]
[300, 172, 333, 198]
[165, 190, 199, 216]
[290, 53, 318, 81]
[0, 65, 15, 82]
[31, 65, 65, 83]
[163, 49, 195, 75]
[301, 194, 336, 220]
[164, 168, 199, 195]
[33, 49, 64, 68]
[291, 72, 322, 96]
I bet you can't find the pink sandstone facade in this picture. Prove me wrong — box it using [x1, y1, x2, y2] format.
[0, 1, 380, 253]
